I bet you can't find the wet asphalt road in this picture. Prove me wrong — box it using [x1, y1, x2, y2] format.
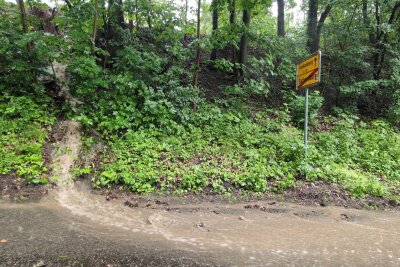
[0, 205, 218, 267]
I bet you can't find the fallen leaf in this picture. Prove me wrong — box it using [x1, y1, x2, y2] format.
[0, 239, 8, 243]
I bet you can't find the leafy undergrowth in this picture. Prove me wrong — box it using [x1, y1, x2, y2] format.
[0, 94, 56, 184]
[78, 103, 400, 200]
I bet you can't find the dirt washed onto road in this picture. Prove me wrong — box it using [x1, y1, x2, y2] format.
[2, 192, 400, 267]
[1, 121, 400, 266]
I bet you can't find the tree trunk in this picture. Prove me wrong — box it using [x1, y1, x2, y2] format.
[277, 0, 285, 37]
[116, 0, 124, 28]
[128, 19, 134, 31]
[147, 0, 152, 29]
[210, 0, 219, 61]
[372, 1, 400, 79]
[16, 0, 28, 33]
[108, 0, 124, 28]
[183, 0, 189, 41]
[307, 0, 332, 53]
[193, 0, 202, 86]
[307, 0, 319, 53]
[92, 0, 98, 48]
[135, 0, 140, 30]
[239, 9, 250, 74]
[184, 0, 189, 25]
[228, 0, 239, 80]
[229, 0, 236, 29]
[373, 1, 383, 79]
[229, 0, 237, 63]
[362, 0, 375, 43]
[275, 0, 285, 75]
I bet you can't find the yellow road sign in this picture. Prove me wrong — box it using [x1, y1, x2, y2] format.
[296, 51, 321, 89]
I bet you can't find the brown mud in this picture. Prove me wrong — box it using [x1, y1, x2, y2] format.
[2, 181, 400, 266]
[0, 173, 48, 201]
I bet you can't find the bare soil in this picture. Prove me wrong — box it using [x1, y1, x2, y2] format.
[0, 173, 48, 201]
[282, 180, 400, 211]
[92, 179, 399, 215]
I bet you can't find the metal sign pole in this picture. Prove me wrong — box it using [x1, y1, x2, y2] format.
[304, 87, 309, 157]
[296, 50, 321, 160]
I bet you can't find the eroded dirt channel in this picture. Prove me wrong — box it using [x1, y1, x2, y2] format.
[1, 121, 400, 266]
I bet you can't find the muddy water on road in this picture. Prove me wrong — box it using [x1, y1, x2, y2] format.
[52, 187, 400, 266]
[3, 120, 400, 266]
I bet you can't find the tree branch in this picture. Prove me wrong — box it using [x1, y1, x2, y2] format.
[63, 0, 72, 9]
[317, 4, 332, 32]
[375, 1, 382, 41]
[389, 1, 400, 24]
[347, 3, 359, 32]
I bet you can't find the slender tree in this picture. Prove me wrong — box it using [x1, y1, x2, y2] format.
[147, 0, 152, 29]
[183, 0, 189, 41]
[228, 0, 240, 79]
[239, 8, 250, 73]
[210, 0, 219, 61]
[135, 0, 140, 30]
[229, 0, 237, 64]
[116, 0, 125, 28]
[92, 0, 98, 49]
[362, 0, 375, 43]
[16, 0, 28, 33]
[193, 0, 202, 86]
[371, 1, 400, 79]
[17, 0, 31, 51]
[277, 0, 285, 37]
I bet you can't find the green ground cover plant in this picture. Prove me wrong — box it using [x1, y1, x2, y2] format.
[1, 0, 400, 203]
[0, 94, 56, 184]
[78, 101, 399, 199]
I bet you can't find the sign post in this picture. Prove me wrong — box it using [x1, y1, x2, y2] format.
[296, 51, 322, 156]
[304, 87, 309, 153]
